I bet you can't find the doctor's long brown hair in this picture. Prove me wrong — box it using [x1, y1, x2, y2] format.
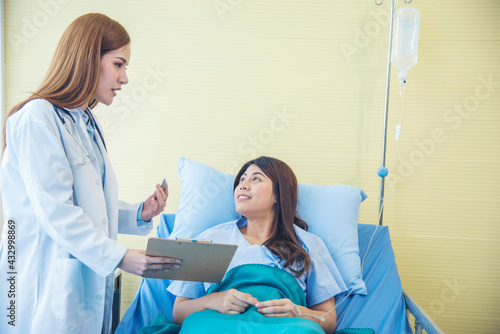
[2, 13, 130, 152]
[234, 156, 312, 277]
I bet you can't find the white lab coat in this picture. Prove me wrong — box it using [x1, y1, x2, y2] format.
[0, 99, 153, 333]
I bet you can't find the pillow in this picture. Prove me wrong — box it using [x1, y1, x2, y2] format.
[170, 158, 241, 239]
[297, 183, 367, 295]
[170, 157, 368, 295]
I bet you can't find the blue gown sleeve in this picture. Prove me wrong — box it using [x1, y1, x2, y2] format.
[302, 232, 348, 307]
[167, 280, 206, 299]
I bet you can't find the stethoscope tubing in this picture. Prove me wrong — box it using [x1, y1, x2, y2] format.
[53, 105, 107, 151]
[53, 105, 107, 165]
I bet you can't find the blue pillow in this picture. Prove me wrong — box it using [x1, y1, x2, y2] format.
[297, 184, 368, 295]
[170, 157, 368, 295]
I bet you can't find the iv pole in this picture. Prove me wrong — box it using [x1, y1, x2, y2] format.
[376, 0, 396, 225]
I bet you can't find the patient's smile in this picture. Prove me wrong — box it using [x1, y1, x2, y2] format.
[238, 195, 251, 200]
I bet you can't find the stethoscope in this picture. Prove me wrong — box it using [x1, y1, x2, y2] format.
[53, 105, 107, 165]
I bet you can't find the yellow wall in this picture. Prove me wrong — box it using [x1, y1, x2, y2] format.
[2, 0, 499, 333]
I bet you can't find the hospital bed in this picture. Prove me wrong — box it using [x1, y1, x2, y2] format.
[115, 215, 443, 333]
[114, 157, 444, 334]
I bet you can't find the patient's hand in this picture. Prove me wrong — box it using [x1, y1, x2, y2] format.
[172, 289, 258, 324]
[209, 289, 258, 315]
[255, 298, 296, 317]
[257, 297, 337, 334]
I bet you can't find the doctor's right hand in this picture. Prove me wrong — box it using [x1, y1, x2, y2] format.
[118, 249, 180, 276]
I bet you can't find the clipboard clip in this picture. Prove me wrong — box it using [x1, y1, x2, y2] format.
[175, 237, 212, 244]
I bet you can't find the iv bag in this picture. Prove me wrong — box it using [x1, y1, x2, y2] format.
[391, 7, 421, 82]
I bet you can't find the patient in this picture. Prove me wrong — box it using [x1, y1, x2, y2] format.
[165, 157, 347, 334]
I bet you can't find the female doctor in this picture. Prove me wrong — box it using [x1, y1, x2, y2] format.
[0, 13, 178, 334]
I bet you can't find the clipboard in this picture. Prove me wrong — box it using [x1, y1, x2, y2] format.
[142, 238, 238, 283]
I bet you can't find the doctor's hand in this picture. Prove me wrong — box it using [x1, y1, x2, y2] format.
[141, 180, 169, 222]
[118, 249, 180, 276]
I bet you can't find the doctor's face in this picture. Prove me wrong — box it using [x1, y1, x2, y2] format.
[94, 44, 130, 106]
[234, 164, 276, 220]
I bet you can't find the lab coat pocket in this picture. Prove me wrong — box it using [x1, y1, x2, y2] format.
[50, 258, 85, 320]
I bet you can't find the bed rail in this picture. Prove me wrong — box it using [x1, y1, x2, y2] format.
[403, 289, 444, 334]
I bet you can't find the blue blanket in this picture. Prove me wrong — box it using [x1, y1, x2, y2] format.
[139, 264, 373, 334]
[140, 264, 323, 333]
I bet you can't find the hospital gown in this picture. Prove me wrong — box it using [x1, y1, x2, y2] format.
[168, 217, 347, 307]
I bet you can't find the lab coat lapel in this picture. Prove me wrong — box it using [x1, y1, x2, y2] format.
[94, 120, 119, 240]
[94, 121, 120, 334]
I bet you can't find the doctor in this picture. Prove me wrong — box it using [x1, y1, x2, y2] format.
[0, 13, 178, 334]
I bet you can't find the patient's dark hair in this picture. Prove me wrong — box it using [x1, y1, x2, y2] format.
[234, 156, 311, 277]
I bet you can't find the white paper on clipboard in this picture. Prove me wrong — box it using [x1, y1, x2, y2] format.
[142, 238, 238, 283]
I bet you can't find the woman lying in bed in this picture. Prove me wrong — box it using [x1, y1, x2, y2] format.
[167, 157, 347, 334]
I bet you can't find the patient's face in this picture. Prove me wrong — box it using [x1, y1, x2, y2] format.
[234, 164, 276, 220]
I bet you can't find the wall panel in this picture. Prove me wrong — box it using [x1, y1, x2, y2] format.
[3, 1, 499, 332]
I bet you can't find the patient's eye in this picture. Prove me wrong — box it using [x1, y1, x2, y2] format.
[252, 177, 261, 182]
